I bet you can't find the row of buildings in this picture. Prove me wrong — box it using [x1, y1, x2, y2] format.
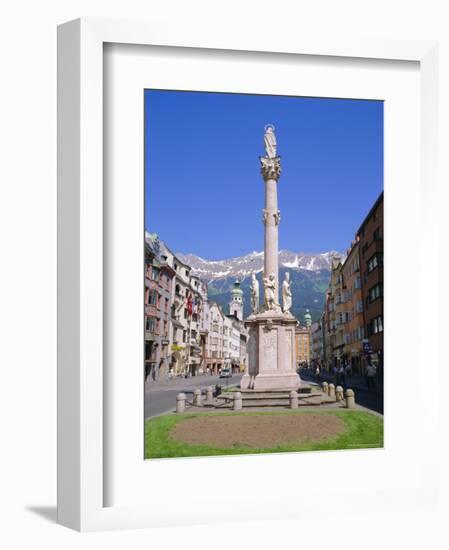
[145, 233, 248, 379]
[309, 192, 384, 376]
[146, 191, 383, 379]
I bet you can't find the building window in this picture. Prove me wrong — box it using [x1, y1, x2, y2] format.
[145, 316, 157, 332]
[367, 253, 383, 273]
[369, 283, 383, 303]
[367, 255, 378, 272]
[372, 316, 383, 334]
[151, 267, 160, 281]
[148, 290, 158, 306]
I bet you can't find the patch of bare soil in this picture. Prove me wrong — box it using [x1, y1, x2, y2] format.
[170, 414, 346, 448]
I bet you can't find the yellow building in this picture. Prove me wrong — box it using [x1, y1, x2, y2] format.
[295, 326, 311, 366]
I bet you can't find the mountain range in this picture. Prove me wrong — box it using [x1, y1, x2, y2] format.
[177, 249, 341, 323]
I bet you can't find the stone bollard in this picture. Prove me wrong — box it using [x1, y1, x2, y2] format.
[233, 391, 243, 411]
[289, 390, 299, 409]
[322, 381, 328, 394]
[335, 385, 344, 402]
[345, 388, 355, 409]
[328, 383, 336, 399]
[205, 386, 214, 403]
[193, 388, 202, 406]
[176, 392, 186, 413]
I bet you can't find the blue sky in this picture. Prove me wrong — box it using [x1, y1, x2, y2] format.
[145, 90, 383, 259]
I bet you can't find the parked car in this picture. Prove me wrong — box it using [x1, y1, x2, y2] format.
[219, 368, 232, 378]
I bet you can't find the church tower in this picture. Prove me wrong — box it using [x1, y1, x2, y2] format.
[304, 308, 312, 328]
[229, 280, 244, 321]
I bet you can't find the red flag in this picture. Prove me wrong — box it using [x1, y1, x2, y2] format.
[186, 293, 193, 316]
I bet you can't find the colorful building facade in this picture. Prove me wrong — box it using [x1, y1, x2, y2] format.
[320, 192, 383, 376]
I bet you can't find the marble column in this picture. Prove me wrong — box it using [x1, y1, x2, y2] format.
[240, 128, 300, 392]
[261, 156, 282, 303]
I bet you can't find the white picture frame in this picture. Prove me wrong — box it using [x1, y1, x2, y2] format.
[57, 17, 441, 531]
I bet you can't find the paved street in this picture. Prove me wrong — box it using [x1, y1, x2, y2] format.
[145, 369, 383, 417]
[145, 369, 382, 417]
[145, 373, 243, 418]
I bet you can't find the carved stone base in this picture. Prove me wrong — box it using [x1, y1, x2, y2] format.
[240, 311, 300, 391]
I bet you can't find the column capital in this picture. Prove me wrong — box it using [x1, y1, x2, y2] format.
[260, 156, 281, 181]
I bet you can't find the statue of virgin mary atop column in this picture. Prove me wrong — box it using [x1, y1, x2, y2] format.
[263, 124, 277, 159]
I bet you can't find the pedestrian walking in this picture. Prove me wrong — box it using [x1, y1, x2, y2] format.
[333, 363, 339, 385]
[345, 361, 352, 378]
[315, 365, 320, 382]
[145, 364, 151, 383]
[366, 359, 377, 391]
[338, 364, 346, 388]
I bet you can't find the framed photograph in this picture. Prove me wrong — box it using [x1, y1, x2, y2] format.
[58, 18, 440, 531]
[142, 89, 385, 460]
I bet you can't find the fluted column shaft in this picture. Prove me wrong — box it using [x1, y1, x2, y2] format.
[264, 178, 279, 302]
[260, 156, 281, 305]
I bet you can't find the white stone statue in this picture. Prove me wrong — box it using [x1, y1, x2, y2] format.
[263, 273, 277, 310]
[250, 273, 260, 312]
[282, 271, 292, 313]
[264, 124, 277, 159]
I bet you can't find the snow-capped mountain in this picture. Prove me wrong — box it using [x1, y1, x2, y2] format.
[145, 230, 342, 322]
[175, 249, 342, 322]
[176, 249, 340, 282]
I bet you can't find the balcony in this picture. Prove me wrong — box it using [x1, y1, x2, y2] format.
[190, 344, 202, 356]
[145, 330, 157, 341]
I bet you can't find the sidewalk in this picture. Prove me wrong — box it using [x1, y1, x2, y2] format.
[301, 370, 383, 395]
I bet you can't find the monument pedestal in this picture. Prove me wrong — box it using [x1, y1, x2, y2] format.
[240, 308, 300, 391]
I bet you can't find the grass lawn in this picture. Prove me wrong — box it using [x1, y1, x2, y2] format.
[144, 409, 383, 459]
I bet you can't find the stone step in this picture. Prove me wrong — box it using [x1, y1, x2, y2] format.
[243, 392, 322, 400]
[218, 391, 322, 400]
[239, 399, 324, 407]
[202, 395, 335, 409]
[216, 394, 324, 407]
[239, 385, 314, 395]
[240, 393, 295, 400]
